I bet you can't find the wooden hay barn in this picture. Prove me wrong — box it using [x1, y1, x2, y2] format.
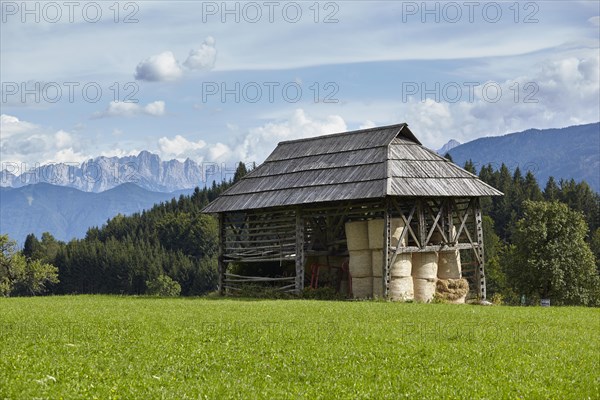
[202, 123, 503, 299]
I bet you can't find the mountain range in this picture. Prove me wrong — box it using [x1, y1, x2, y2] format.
[1, 151, 214, 193]
[0, 183, 192, 244]
[1, 122, 598, 245]
[446, 122, 599, 192]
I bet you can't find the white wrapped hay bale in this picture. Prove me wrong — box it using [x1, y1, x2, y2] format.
[349, 250, 372, 278]
[438, 250, 462, 279]
[436, 278, 469, 304]
[345, 220, 369, 251]
[368, 219, 385, 249]
[389, 276, 414, 301]
[390, 218, 406, 247]
[372, 277, 384, 298]
[413, 278, 437, 302]
[352, 277, 373, 299]
[390, 253, 412, 277]
[371, 250, 384, 277]
[367, 218, 406, 249]
[372, 251, 412, 277]
[411, 252, 438, 279]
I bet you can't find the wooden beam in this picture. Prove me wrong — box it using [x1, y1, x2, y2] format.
[383, 200, 390, 298]
[474, 198, 487, 300]
[218, 213, 226, 296]
[295, 210, 305, 294]
[417, 199, 426, 249]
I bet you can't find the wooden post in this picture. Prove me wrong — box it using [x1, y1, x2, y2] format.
[218, 213, 226, 296]
[383, 199, 390, 298]
[417, 199, 427, 248]
[474, 198, 486, 300]
[295, 210, 305, 294]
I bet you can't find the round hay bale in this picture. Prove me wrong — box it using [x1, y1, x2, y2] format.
[389, 276, 414, 301]
[390, 218, 406, 247]
[368, 218, 407, 249]
[390, 253, 412, 277]
[372, 277, 384, 298]
[345, 220, 369, 251]
[435, 278, 469, 303]
[368, 219, 385, 249]
[349, 250, 371, 278]
[413, 278, 437, 302]
[371, 250, 384, 277]
[351, 277, 373, 298]
[438, 250, 461, 279]
[411, 252, 438, 279]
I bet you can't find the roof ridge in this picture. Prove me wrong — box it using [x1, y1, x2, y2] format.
[277, 123, 407, 145]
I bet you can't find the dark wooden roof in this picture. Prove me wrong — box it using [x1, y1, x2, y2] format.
[203, 123, 502, 213]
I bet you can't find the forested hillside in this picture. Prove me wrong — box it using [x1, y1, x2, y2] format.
[4, 160, 599, 304]
[448, 123, 600, 192]
[16, 164, 247, 296]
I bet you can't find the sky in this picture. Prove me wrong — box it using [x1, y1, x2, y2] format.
[1, 0, 599, 172]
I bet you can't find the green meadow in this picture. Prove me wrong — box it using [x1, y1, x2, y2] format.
[1, 296, 598, 399]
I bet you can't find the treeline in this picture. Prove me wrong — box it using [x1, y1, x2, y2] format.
[4, 159, 599, 304]
[461, 160, 600, 305]
[16, 163, 249, 296]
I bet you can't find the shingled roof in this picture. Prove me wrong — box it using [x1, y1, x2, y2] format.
[203, 123, 502, 213]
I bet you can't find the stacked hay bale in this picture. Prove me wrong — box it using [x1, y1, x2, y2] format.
[368, 218, 412, 300]
[412, 252, 438, 302]
[345, 221, 372, 298]
[438, 249, 461, 279]
[435, 278, 469, 304]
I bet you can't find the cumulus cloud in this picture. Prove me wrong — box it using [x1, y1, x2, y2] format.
[134, 51, 183, 82]
[158, 135, 207, 159]
[155, 109, 347, 164]
[0, 114, 89, 168]
[393, 50, 600, 148]
[135, 37, 217, 82]
[93, 101, 166, 118]
[183, 36, 217, 70]
[0, 114, 39, 138]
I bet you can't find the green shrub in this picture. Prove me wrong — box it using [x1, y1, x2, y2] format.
[146, 275, 181, 297]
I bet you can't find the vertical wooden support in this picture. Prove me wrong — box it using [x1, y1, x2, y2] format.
[474, 198, 486, 300]
[417, 199, 427, 248]
[295, 210, 305, 294]
[217, 213, 226, 296]
[383, 200, 390, 298]
[447, 199, 454, 244]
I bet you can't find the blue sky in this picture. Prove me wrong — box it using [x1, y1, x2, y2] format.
[1, 0, 599, 169]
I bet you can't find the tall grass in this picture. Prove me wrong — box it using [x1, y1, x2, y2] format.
[1, 296, 598, 399]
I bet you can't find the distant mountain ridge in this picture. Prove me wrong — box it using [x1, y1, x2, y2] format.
[0, 183, 192, 244]
[448, 122, 600, 192]
[436, 139, 461, 155]
[1, 151, 214, 193]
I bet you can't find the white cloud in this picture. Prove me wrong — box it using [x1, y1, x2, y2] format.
[237, 109, 346, 161]
[93, 101, 166, 118]
[356, 50, 600, 149]
[359, 120, 376, 130]
[183, 37, 217, 71]
[134, 37, 217, 82]
[588, 16, 600, 27]
[158, 135, 207, 160]
[0, 115, 89, 167]
[0, 114, 39, 138]
[156, 109, 347, 164]
[134, 51, 183, 82]
[54, 130, 73, 148]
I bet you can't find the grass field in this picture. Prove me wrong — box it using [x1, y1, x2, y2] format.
[1, 296, 598, 399]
